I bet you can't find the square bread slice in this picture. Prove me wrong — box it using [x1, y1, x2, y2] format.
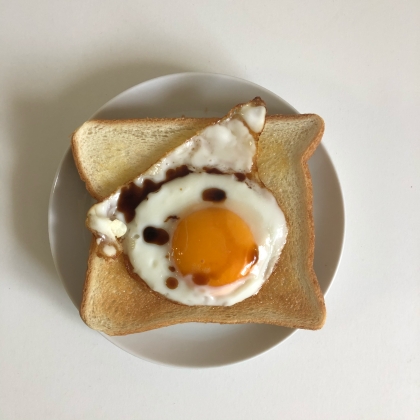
[72, 115, 326, 335]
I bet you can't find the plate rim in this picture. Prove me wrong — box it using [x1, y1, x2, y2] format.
[48, 71, 345, 368]
[92, 71, 299, 119]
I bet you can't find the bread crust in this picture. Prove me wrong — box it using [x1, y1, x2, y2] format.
[71, 117, 215, 201]
[74, 114, 326, 335]
[301, 119, 326, 328]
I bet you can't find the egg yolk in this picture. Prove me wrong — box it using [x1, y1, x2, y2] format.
[171, 208, 258, 287]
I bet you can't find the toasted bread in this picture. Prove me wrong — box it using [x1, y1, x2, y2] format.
[72, 113, 325, 335]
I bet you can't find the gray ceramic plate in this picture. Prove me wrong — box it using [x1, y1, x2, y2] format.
[49, 73, 345, 367]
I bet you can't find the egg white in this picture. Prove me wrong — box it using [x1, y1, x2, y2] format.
[124, 173, 288, 306]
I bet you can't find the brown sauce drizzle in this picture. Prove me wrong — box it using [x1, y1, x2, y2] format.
[248, 246, 259, 267]
[117, 165, 251, 223]
[204, 166, 247, 182]
[166, 277, 179, 289]
[164, 215, 180, 222]
[234, 172, 246, 182]
[168, 266, 175, 272]
[143, 226, 169, 245]
[202, 188, 226, 202]
[192, 273, 210, 286]
[118, 165, 192, 223]
[203, 166, 223, 175]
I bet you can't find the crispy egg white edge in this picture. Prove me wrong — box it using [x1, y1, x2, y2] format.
[85, 103, 291, 306]
[88, 118, 257, 227]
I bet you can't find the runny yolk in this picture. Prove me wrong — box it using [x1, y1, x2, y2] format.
[171, 208, 258, 287]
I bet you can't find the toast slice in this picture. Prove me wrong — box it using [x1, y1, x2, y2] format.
[72, 114, 326, 335]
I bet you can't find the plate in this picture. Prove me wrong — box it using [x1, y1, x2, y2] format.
[49, 72, 345, 367]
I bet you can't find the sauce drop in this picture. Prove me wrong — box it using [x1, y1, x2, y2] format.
[166, 277, 179, 289]
[202, 188, 226, 202]
[143, 226, 169, 245]
[192, 273, 210, 286]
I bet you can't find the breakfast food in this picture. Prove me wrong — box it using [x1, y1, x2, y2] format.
[124, 175, 287, 306]
[85, 98, 288, 307]
[72, 98, 326, 335]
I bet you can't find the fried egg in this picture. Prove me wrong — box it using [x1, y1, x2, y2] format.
[87, 98, 288, 306]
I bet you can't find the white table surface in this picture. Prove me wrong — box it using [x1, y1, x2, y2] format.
[1, 1, 419, 418]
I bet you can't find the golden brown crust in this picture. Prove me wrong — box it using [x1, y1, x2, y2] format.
[301, 118, 326, 327]
[72, 117, 218, 200]
[76, 113, 326, 335]
[81, 239, 325, 335]
[71, 130, 98, 200]
[71, 117, 216, 201]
